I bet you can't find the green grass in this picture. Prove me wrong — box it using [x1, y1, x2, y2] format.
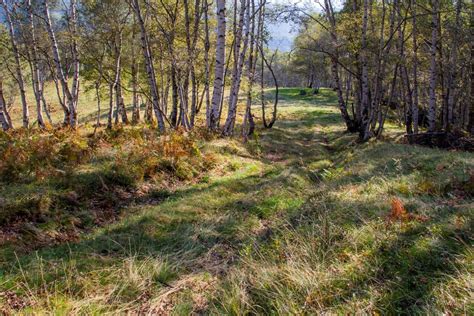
[0, 88, 472, 314]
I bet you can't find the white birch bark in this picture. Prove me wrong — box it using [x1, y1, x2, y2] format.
[223, 0, 251, 136]
[203, 0, 211, 127]
[0, 79, 11, 131]
[26, 0, 46, 128]
[1, 0, 29, 128]
[42, 0, 77, 128]
[209, 0, 227, 130]
[130, 0, 166, 133]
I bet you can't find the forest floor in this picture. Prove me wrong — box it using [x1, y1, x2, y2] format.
[0, 88, 473, 314]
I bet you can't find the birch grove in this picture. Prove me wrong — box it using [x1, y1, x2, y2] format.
[288, 0, 473, 142]
[0, 0, 471, 143]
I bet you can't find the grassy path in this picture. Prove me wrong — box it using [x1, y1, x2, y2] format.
[1, 89, 472, 314]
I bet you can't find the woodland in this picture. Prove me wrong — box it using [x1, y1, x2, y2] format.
[0, 0, 472, 314]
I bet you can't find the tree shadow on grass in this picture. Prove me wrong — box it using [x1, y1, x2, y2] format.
[318, 207, 472, 313]
[0, 164, 302, 299]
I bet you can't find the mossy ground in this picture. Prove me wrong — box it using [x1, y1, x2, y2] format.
[0, 88, 472, 314]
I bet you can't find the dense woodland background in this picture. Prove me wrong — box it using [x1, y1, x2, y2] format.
[0, 0, 472, 314]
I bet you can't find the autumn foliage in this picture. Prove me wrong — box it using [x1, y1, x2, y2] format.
[388, 198, 428, 223]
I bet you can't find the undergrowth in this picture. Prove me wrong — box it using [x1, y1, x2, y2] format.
[0, 126, 222, 251]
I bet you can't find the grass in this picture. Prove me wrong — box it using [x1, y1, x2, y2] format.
[0, 88, 472, 314]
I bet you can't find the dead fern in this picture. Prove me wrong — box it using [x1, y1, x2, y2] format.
[387, 197, 429, 223]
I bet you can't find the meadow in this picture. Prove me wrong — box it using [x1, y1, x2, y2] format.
[0, 88, 472, 314]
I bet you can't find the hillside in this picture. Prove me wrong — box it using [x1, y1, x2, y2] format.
[1, 89, 472, 314]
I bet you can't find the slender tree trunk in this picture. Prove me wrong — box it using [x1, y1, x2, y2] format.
[260, 47, 279, 128]
[1, 0, 29, 128]
[39, 80, 52, 125]
[69, 0, 80, 127]
[0, 79, 11, 131]
[204, 0, 211, 127]
[209, 0, 227, 130]
[170, 65, 179, 127]
[369, 0, 387, 134]
[184, 0, 201, 127]
[43, 0, 78, 128]
[131, 19, 140, 124]
[223, 0, 251, 136]
[446, 0, 462, 131]
[360, 0, 370, 141]
[94, 82, 101, 133]
[26, 0, 46, 128]
[412, 0, 419, 133]
[323, 0, 356, 132]
[427, 0, 439, 132]
[469, 0, 474, 134]
[396, 0, 413, 134]
[107, 82, 114, 129]
[131, 0, 166, 133]
[113, 33, 128, 125]
[243, 0, 257, 138]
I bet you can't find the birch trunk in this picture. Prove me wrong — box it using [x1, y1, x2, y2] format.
[223, 0, 251, 136]
[468, 0, 474, 134]
[412, 0, 419, 133]
[323, 0, 356, 132]
[94, 82, 101, 133]
[131, 20, 140, 124]
[107, 82, 114, 129]
[42, 0, 77, 128]
[360, 0, 370, 141]
[170, 65, 179, 127]
[1, 0, 29, 128]
[369, 0, 386, 134]
[0, 79, 11, 131]
[131, 0, 166, 133]
[446, 0, 462, 131]
[242, 0, 257, 138]
[26, 0, 46, 128]
[203, 0, 211, 127]
[396, 0, 413, 134]
[427, 0, 439, 132]
[209, 0, 227, 130]
[69, 0, 80, 127]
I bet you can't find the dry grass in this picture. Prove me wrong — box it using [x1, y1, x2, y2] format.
[0, 88, 472, 314]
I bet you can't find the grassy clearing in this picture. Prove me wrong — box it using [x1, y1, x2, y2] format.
[0, 88, 472, 314]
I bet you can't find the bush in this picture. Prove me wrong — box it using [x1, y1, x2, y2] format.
[0, 130, 96, 182]
[174, 160, 197, 181]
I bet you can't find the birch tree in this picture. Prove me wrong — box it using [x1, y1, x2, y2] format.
[130, 0, 166, 133]
[0, 0, 29, 128]
[223, 0, 251, 136]
[209, 0, 227, 130]
[42, 0, 80, 128]
[427, 0, 439, 133]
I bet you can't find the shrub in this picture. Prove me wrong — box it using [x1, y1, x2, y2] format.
[175, 160, 198, 180]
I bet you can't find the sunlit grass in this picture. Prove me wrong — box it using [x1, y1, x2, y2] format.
[0, 88, 472, 314]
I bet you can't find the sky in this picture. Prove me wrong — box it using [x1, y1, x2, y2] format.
[267, 0, 301, 52]
[267, 0, 343, 52]
[268, 19, 296, 52]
